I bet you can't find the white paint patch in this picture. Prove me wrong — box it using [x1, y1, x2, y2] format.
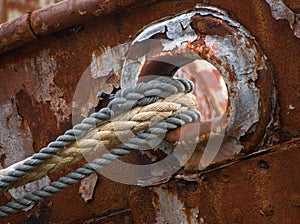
[0, 99, 33, 167]
[91, 44, 129, 80]
[288, 104, 295, 110]
[9, 49, 71, 125]
[153, 187, 200, 224]
[265, 0, 300, 38]
[79, 173, 98, 203]
[0, 99, 51, 211]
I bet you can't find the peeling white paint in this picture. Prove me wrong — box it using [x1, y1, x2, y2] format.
[153, 187, 200, 224]
[288, 104, 295, 110]
[0, 99, 51, 211]
[265, 0, 300, 38]
[204, 34, 262, 138]
[9, 49, 71, 125]
[79, 173, 98, 203]
[72, 43, 130, 124]
[91, 44, 129, 80]
[0, 99, 33, 167]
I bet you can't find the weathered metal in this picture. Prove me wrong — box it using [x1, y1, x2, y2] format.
[0, 0, 299, 223]
[130, 138, 300, 224]
[0, 0, 158, 54]
[116, 6, 278, 177]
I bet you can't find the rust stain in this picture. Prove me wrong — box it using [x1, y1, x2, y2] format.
[0, 0, 299, 223]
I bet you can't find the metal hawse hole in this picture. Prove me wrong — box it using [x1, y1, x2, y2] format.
[128, 44, 228, 123]
[174, 59, 228, 122]
[138, 57, 228, 122]
[121, 5, 276, 160]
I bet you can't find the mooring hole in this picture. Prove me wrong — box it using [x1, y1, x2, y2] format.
[174, 59, 228, 122]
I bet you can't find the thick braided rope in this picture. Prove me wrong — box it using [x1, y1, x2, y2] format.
[0, 109, 200, 217]
[0, 77, 194, 193]
[3, 92, 196, 190]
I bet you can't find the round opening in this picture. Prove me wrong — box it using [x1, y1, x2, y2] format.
[174, 59, 228, 121]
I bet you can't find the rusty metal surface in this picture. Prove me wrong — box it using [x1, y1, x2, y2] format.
[130, 139, 300, 224]
[0, 0, 158, 54]
[0, 0, 299, 223]
[0, 13, 38, 56]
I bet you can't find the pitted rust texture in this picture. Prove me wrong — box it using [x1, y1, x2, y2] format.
[130, 139, 300, 224]
[0, 0, 299, 223]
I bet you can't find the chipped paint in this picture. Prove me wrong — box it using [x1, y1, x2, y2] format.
[153, 186, 199, 224]
[0, 99, 33, 167]
[9, 49, 71, 125]
[288, 104, 295, 110]
[0, 99, 51, 208]
[0, 0, 296, 222]
[91, 44, 129, 80]
[204, 34, 261, 137]
[122, 7, 268, 142]
[265, 0, 300, 38]
[79, 173, 98, 203]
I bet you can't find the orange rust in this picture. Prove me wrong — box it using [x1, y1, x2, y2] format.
[0, 0, 158, 54]
[190, 15, 236, 36]
[131, 139, 300, 223]
[0, 0, 299, 223]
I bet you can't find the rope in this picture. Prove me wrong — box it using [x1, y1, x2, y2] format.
[2, 92, 196, 191]
[0, 77, 194, 193]
[0, 76, 200, 217]
[0, 109, 200, 217]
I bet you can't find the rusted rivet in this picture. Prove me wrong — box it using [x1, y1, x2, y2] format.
[260, 200, 274, 216]
[221, 174, 230, 183]
[257, 160, 269, 170]
[291, 193, 300, 207]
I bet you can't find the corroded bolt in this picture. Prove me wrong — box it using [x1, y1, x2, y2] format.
[221, 174, 230, 183]
[257, 160, 269, 170]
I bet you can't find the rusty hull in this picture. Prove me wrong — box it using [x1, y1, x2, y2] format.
[0, 0, 299, 223]
[130, 139, 300, 224]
